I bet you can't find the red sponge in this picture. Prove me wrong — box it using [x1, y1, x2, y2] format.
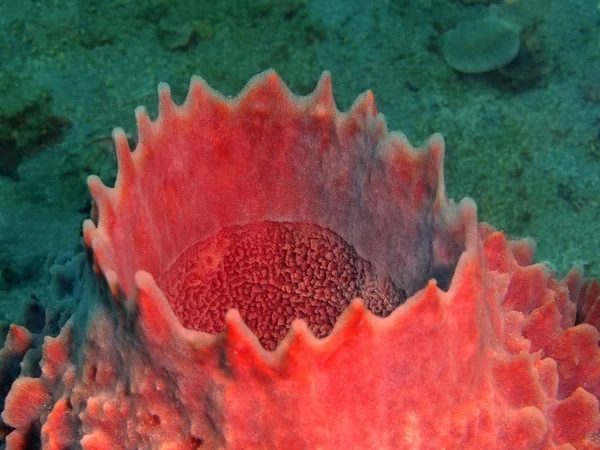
[1, 71, 599, 449]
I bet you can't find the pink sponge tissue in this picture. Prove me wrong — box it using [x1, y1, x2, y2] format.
[1, 70, 600, 449]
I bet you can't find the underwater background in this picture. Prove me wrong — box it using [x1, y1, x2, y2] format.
[0, 0, 598, 323]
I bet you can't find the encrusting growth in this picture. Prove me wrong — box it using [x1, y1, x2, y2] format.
[158, 221, 405, 351]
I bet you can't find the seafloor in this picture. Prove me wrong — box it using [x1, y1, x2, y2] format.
[0, 0, 598, 322]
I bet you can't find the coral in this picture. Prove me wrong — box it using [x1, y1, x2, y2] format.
[1, 71, 599, 449]
[442, 17, 521, 74]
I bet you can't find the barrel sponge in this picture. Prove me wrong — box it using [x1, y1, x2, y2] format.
[1, 71, 600, 449]
[442, 17, 521, 74]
